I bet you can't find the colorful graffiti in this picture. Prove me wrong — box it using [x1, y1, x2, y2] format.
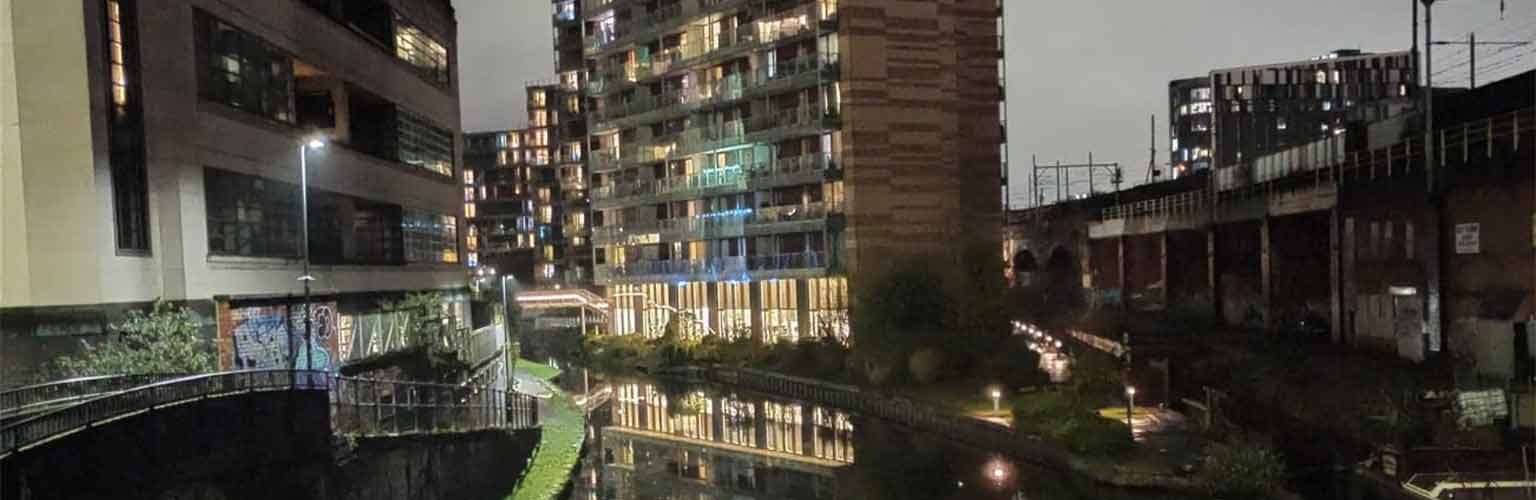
[226, 302, 339, 371]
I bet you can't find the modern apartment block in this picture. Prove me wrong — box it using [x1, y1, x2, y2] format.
[1168, 50, 1419, 175]
[1168, 76, 1213, 177]
[576, 0, 1006, 340]
[1212, 50, 1419, 168]
[1, 0, 467, 380]
[464, 84, 593, 289]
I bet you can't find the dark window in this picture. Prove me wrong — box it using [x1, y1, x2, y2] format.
[204, 168, 302, 258]
[105, 0, 150, 252]
[196, 12, 294, 122]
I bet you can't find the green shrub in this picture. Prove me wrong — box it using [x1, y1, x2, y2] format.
[58, 299, 215, 377]
[1196, 439, 1287, 499]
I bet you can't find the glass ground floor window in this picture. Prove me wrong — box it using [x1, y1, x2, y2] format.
[606, 278, 847, 341]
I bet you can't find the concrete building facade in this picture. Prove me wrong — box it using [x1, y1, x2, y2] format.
[579, 0, 1006, 341]
[1, 0, 468, 381]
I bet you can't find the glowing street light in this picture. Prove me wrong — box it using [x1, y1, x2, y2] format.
[989, 387, 1003, 413]
[1125, 386, 1137, 439]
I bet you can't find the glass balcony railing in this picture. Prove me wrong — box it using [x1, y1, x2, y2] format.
[595, 256, 747, 283]
[593, 152, 836, 204]
[748, 251, 826, 272]
[591, 53, 839, 128]
[749, 201, 837, 226]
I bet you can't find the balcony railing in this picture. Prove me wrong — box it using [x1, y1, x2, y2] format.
[748, 251, 826, 272]
[594, 153, 835, 205]
[592, 212, 749, 245]
[750, 201, 837, 226]
[595, 256, 747, 283]
[592, 53, 838, 129]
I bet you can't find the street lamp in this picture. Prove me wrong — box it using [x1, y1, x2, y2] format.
[1125, 386, 1137, 439]
[989, 387, 1003, 413]
[297, 135, 326, 376]
[476, 266, 518, 391]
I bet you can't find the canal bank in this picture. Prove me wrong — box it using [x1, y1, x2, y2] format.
[651, 364, 1307, 498]
[566, 370, 1186, 500]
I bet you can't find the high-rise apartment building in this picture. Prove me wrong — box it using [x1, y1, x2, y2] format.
[465, 84, 593, 288]
[1, 0, 468, 380]
[576, 0, 1006, 340]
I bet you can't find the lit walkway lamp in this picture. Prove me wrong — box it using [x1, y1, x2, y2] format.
[297, 136, 326, 377]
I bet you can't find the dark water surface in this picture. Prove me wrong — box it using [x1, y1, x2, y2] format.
[562, 373, 1172, 500]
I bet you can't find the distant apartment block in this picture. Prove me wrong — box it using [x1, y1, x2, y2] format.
[1, 0, 468, 381]
[464, 84, 593, 289]
[1170, 49, 1419, 174]
[574, 0, 1007, 340]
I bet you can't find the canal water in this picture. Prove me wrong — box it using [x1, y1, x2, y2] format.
[560, 373, 1175, 500]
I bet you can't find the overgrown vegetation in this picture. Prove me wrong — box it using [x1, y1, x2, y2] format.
[378, 291, 454, 352]
[1194, 438, 1287, 499]
[1009, 353, 1134, 457]
[507, 391, 584, 500]
[57, 299, 215, 377]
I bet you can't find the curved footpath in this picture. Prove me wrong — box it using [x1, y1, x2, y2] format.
[661, 364, 1304, 500]
[505, 364, 586, 500]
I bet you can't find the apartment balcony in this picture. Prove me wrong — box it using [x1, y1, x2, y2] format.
[591, 212, 749, 246]
[745, 152, 840, 190]
[745, 201, 838, 236]
[590, 53, 840, 133]
[595, 256, 748, 285]
[592, 167, 745, 209]
[748, 251, 830, 280]
[744, 108, 840, 145]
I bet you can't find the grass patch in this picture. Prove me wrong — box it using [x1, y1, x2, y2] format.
[515, 357, 563, 382]
[1012, 391, 1134, 457]
[507, 391, 584, 500]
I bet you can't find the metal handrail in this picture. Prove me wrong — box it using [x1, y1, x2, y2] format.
[0, 373, 189, 418]
[0, 370, 541, 459]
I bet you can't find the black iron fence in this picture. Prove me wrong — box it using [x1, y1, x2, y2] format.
[0, 373, 188, 420]
[0, 369, 540, 460]
[330, 376, 538, 435]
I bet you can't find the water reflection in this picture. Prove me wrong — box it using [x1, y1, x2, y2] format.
[570, 379, 1165, 500]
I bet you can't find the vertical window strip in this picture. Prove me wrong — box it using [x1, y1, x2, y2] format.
[107, 0, 150, 251]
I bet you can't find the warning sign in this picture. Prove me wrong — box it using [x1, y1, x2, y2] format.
[1455, 223, 1480, 254]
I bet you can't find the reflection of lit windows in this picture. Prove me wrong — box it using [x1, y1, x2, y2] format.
[1315, 70, 1327, 84]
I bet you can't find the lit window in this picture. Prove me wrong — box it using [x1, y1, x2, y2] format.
[393, 13, 449, 84]
[1315, 70, 1327, 84]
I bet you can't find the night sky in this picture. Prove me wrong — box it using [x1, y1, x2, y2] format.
[455, 0, 1536, 206]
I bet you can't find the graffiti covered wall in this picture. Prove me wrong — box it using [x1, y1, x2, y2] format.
[218, 302, 340, 371]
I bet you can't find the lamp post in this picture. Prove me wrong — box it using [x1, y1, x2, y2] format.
[297, 136, 325, 377]
[1125, 386, 1137, 439]
[477, 266, 517, 391]
[989, 387, 1002, 414]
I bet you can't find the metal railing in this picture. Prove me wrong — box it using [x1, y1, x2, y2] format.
[1099, 190, 1207, 221]
[330, 376, 538, 436]
[0, 370, 541, 459]
[0, 374, 187, 419]
[0, 370, 326, 458]
[751, 201, 837, 225]
[748, 251, 826, 272]
[595, 256, 748, 284]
